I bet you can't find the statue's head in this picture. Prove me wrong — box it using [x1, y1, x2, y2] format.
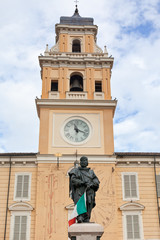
[80, 156, 88, 168]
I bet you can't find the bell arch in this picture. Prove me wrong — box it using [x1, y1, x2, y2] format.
[72, 39, 81, 52]
[70, 73, 83, 92]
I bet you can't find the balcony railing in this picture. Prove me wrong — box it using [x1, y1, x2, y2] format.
[48, 91, 104, 100]
[66, 92, 87, 99]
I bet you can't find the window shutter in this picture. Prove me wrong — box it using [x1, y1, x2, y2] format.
[126, 215, 140, 239]
[21, 216, 27, 240]
[156, 175, 160, 197]
[124, 175, 130, 198]
[23, 175, 29, 198]
[130, 175, 137, 198]
[14, 216, 20, 240]
[16, 175, 23, 198]
[124, 174, 138, 199]
[133, 215, 140, 239]
[15, 174, 30, 199]
[13, 216, 27, 240]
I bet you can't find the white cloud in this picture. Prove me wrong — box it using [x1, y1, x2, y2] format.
[0, 0, 160, 153]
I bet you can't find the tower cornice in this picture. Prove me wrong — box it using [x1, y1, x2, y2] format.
[35, 99, 117, 118]
[39, 53, 114, 69]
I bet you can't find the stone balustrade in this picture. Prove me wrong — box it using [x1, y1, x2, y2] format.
[66, 92, 87, 99]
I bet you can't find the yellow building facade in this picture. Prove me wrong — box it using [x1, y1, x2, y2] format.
[0, 7, 160, 240]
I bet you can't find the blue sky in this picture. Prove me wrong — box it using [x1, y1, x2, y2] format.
[0, 0, 160, 153]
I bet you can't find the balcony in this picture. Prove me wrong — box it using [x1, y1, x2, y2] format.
[66, 91, 87, 99]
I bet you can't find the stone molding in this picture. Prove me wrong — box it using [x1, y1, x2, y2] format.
[9, 202, 33, 211]
[39, 53, 114, 69]
[119, 202, 145, 211]
[36, 99, 117, 117]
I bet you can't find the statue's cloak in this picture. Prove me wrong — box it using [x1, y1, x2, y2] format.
[69, 167, 100, 208]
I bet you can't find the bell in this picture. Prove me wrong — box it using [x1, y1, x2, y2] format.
[70, 79, 83, 91]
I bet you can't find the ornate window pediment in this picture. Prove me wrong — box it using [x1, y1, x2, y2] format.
[9, 202, 33, 211]
[119, 202, 145, 211]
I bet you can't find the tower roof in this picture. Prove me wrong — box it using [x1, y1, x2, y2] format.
[59, 7, 94, 26]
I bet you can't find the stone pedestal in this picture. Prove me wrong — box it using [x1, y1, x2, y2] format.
[68, 223, 104, 240]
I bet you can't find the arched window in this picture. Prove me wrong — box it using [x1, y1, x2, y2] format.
[70, 74, 83, 92]
[72, 39, 81, 52]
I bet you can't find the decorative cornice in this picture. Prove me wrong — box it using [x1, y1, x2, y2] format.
[39, 53, 114, 69]
[36, 154, 117, 164]
[35, 99, 117, 117]
[0, 154, 37, 167]
[115, 153, 160, 166]
[55, 24, 98, 41]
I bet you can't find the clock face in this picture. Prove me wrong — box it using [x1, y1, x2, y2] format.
[64, 119, 90, 143]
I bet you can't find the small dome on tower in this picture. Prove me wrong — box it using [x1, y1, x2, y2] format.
[59, 7, 94, 26]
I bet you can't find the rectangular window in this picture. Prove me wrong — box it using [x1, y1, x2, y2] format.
[156, 175, 160, 197]
[10, 211, 31, 240]
[51, 80, 58, 91]
[13, 215, 27, 240]
[14, 173, 31, 201]
[95, 81, 102, 92]
[122, 173, 139, 200]
[126, 215, 140, 239]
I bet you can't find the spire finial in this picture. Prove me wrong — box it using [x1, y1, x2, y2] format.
[74, 0, 79, 13]
[74, 0, 79, 6]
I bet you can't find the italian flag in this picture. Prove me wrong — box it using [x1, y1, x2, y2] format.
[68, 192, 87, 226]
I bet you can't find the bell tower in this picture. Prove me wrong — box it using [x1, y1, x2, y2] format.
[36, 6, 117, 156]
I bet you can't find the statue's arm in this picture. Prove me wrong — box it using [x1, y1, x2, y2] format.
[71, 174, 84, 187]
[89, 170, 100, 191]
[92, 177, 100, 191]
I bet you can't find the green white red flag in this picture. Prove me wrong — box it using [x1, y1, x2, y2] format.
[68, 192, 87, 226]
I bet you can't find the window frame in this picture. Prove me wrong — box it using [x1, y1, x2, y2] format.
[95, 81, 102, 92]
[122, 211, 144, 240]
[122, 172, 139, 201]
[51, 80, 58, 91]
[14, 173, 32, 201]
[10, 211, 31, 240]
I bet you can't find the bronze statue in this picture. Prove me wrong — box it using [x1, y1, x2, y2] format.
[69, 156, 100, 223]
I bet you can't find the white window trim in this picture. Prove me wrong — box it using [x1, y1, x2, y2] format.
[122, 210, 144, 240]
[122, 172, 139, 201]
[14, 173, 32, 201]
[9, 210, 31, 240]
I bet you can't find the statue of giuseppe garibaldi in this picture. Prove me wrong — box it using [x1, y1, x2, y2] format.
[69, 156, 100, 223]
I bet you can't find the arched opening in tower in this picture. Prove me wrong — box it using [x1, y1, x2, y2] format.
[72, 39, 81, 52]
[70, 74, 83, 92]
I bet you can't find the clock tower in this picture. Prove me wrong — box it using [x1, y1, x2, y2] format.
[35, 7, 118, 240]
[36, 6, 116, 156]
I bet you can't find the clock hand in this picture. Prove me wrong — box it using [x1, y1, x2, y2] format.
[75, 127, 88, 134]
[74, 124, 88, 134]
[74, 124, 79, 133]
[77, 129, 86, 134]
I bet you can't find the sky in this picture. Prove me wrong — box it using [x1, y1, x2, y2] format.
[0, 0, 160, 153]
